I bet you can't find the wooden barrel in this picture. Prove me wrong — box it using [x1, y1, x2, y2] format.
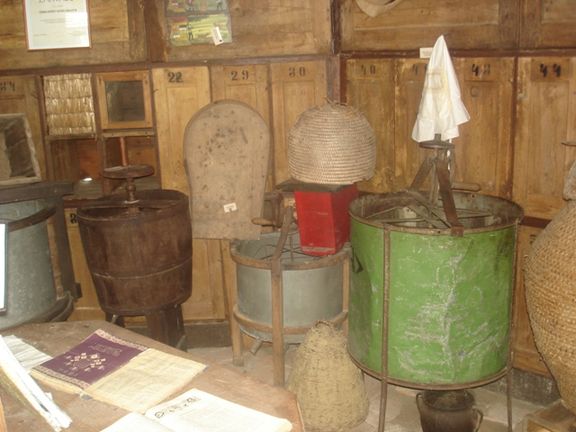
[77, 189, 192, 316]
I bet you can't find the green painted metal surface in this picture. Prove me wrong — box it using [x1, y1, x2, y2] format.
[348, 218, 517, 387]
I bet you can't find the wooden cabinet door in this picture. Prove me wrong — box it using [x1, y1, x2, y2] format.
[65, 209, 104, 321]
[345, 59, 396, 193]
[0, 76, 45, 179]
[153, 67, 211, 193]
[454, 57, 515, 198]
[211, 64, 273, 189]
[270, 60, 328, 185]
[153, 66, 226, 321]
[513, 57, 576, 219]
[521, 0, 576, 49]
[346, 57, 514, 197]
[394, 59, 430, 190]
[512, 225, 550, 376]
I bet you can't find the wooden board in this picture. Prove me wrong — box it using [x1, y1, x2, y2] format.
[340, 0, 520, 52]
[521, 0, 576, 49]
[152, 66, 211, 193]
[159, 0, 331, 62]
[513, 57, 576, 219]
[345, 58, 396, 193]
[452, 57, 514, 198]
[184, 100, 270, 240]
[0, 76, 45, 180]
[346, 57, 515, 197]
[270, 60, 328, 185]
[152, 66, 225, 322]
[512, 224, 550, 376]
[0, 321, 304, 432]
[525, 400, 576, 432]
[210, 64, 273, 190]
[393, 58, 430, 190]
[0, 0, 146, 71]
[65, 208, 105, 322]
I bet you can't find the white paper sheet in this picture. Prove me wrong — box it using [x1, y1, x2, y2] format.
[0, 336, 71, 431]
[101, 412, 171, 432]
[145, 388, 293, 432]
[85, 348, 206, 413]
[3, 335, 52, 371]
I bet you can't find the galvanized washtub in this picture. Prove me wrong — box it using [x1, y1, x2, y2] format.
[0, 198, 68, 329]
[231, 230, 347, 344]
[348, 191, 523, 389]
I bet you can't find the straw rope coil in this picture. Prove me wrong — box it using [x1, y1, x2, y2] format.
[524, 161, 576, 413]
[288, 103, 376, 185]
[287, 322, 369, 432]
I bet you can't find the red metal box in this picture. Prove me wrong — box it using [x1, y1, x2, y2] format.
[293, 183, 358, 256]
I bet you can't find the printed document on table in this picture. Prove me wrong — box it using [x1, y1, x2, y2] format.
[145, 388, 293, 432]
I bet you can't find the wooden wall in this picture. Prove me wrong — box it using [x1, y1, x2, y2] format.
[0, 0, 575, 375]
[0, 0, 147, 70]
[339, 0, 576, 377]
[0, 1, 332, 326]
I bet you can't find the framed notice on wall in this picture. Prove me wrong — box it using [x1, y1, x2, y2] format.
[24, 0, 91, 50]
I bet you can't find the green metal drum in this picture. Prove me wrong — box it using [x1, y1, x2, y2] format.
[348, 192, 523, 388]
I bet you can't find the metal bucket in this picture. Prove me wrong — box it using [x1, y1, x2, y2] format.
[348, 192, 523, 388]
[231, 231, 347, 344]
[416, 390, 483, 432]
[0, 199, 59, 329]
[77, 189, 192, 316]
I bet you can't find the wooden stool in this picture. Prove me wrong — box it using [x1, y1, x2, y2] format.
[107, 303, 187, 350]
[525, 400, 576, 432]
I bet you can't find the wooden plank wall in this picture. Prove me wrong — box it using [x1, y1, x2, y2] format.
[0, 0, 146, 70]
[0, 0, 575, 376]
[344, 58, 514, 197]
[340, 0, 520, 51]
[339, 0, 576, 377]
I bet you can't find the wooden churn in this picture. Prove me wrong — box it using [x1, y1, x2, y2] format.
[77, 165, 192, 348]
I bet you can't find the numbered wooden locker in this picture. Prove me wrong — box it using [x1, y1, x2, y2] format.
[453, 57, 514, 198]
[394, 58, 430, 190]
[211, 64, 272, 189]
[513, 57, 576, 220]
[345, 58, 396, 193]
[392, 57, 514, 198]
[270, 60, 328, 185]
[512, 224, 550, 376]
[153, 66, 226, 321]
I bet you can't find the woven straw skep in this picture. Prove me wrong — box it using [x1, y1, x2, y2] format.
[288, 103, 376, 185]
[287, 321, 369, 432]
[524, 160, 576, 413]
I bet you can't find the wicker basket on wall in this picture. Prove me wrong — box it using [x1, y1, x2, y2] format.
[287, 102, 376, 185]
[525, 160, 576, 413]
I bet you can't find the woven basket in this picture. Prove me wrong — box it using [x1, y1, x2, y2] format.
[288, 103, 376, 185]
[525, 161, 576, 413]
[287, 322, 369, 432]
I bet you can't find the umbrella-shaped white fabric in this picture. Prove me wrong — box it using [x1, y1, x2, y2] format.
[412, 35, 470, 143]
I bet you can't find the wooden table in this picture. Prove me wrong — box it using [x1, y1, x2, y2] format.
[0, 321, 303, 432]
